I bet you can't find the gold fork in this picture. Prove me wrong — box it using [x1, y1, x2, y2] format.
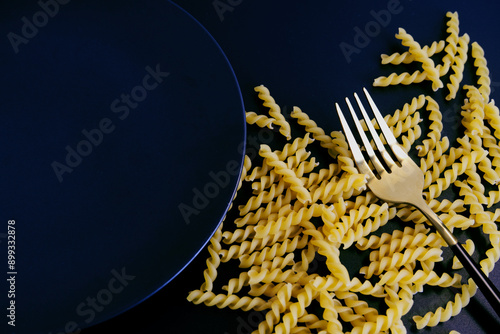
[335, 87, 500, 317]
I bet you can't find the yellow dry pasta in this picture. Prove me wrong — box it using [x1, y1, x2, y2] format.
[254, 84, 292, 140]
[396, 27, 443, 91]
[374, 11, 460, 91]
[380, 39, 446, 65]
[373, 70, 428, 88]
[440, 11, 460, 76]
[245, 111, 275, 129]
[413, 280, 477, 329]
[187, 10, 500, 334]
[416, 95, 442, 156]
[471, 41, 491, 101]
[446, 33, 469, 100]
[290, 106, 337, 157]
[259, 144, 312, 204]
[452, 239, 475, 269]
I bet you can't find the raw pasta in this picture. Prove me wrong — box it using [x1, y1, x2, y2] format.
[396, 28, 443, 91]
[187, 11, 500, 334]
[373, 11, 467, 95]
[380, 40, 446, 65]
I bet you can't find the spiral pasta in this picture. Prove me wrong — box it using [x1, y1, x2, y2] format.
[413, 280, 477, 329]
[290, 106, 337, 157]
[254, 85, 292, 140]
[245, 111, 275, 129]
[259, 144, 312, 204]
[471, 41, 491, 101]
[374, 11, 462, 91]
[187, 10, 500, 334]
[441, 11, 460, 76]
[446, 33, 470, 100]
[380, 39, 446, 65]
[396, 28, 443, 91]
[373, 70, 428, 87]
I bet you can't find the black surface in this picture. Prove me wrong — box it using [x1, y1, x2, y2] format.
[83, 1, 500, 333]
[450, 242, 500, 318]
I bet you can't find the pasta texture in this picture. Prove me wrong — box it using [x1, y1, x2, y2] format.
[187, 11, 500, 334]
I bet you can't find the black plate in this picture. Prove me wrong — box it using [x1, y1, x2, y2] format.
[0, 1, 245, 333]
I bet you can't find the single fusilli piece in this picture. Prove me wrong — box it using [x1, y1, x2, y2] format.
[373, 70, 427, 87]
[200, 223, 224, 292]
[254, 85, 292, 140]
[245, 111, 275, 129]
[439, 11, 460, 76]
[446, 33, 470, 100]
[471, 41, 491, 101]
[186, 290, 269, 312]
[413, 280, 477, 329]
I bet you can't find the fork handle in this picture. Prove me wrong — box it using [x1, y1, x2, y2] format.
[418, 200, 500, 317]
[451, 241, 500, 317]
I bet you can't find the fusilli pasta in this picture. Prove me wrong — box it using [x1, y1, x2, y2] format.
[187, 10, 500, 334]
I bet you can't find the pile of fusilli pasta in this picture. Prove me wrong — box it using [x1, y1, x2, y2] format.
[187, 11, 500, 333]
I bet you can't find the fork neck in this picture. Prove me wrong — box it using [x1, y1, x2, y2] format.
[411, 196, 458, 246]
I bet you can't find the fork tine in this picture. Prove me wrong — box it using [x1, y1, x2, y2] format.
[354, 92, 397, 170]
[362, 87, 408, 162]
[335, 103, 375, 178]
[344, 97, 386, 175]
